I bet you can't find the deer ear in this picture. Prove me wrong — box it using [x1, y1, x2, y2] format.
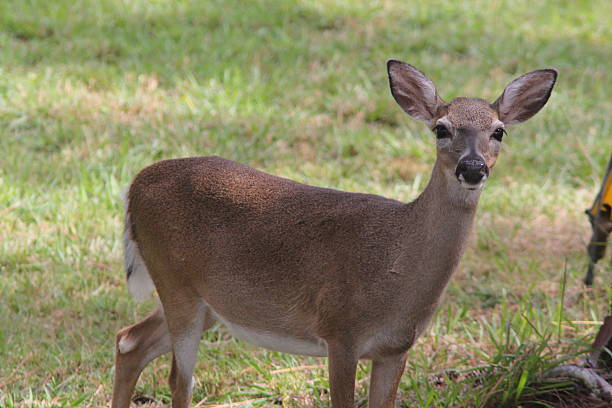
[387, 60, 443, 123]
[492, 69, 558, 126]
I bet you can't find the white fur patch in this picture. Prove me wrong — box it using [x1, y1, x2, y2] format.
[125, 236, 155, 301]
[123, 189, 155, 301]
[444, 169, 483, 207]
[118, 334, 137, 354]
[212, 313, 327, 357]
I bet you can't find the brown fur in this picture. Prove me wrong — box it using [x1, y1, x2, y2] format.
[446, 97, 497, 130]
[111, 60, 557, 408]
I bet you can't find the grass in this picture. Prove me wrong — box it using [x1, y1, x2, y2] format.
[0, 0, 610, 406]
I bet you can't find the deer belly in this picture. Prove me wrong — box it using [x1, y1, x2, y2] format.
[215, 316, 328, 357]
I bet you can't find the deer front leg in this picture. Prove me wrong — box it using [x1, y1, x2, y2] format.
[327, 341, 358, 408]
[368, 353, 408, 408]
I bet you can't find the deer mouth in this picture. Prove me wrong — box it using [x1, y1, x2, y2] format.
[456, 172, 488, 190]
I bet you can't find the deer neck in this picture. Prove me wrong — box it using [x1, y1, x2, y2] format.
[396, 160, 481, 290]
[415, 159, 482, 218]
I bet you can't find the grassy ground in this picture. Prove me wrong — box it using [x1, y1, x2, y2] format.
[1, 0, 611, 406]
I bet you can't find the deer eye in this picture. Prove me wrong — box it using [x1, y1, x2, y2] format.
[433, 124, 451, 139]
[491, 128, 505, 142]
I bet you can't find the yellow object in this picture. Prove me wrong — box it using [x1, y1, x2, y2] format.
[589, 154, 612, 220]
[603, 177, 612, 210]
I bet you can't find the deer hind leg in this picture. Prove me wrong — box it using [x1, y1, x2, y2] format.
[163, 297, 212, 408]
[368, 353, 408, 408]
[168, 305, 216, 397]
[111, 305, 171, 408]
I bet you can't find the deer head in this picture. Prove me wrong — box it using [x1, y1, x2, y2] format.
[387, 60, 557, 191]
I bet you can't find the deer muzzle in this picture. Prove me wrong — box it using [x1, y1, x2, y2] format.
[455, 157, 489, 189]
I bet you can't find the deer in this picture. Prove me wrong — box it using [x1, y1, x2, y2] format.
[111, 60, 557, 408]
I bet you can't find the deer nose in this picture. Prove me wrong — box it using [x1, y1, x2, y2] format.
[455, 157, 488, 185]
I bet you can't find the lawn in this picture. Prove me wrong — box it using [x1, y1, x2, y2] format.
[0, 0, 610, 407]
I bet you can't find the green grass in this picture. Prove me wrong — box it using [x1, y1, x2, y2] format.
[1, 0, 611, 406]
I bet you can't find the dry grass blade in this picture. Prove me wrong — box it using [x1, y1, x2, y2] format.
[270, 364, 325, 374]
[196, 397, 268, 408]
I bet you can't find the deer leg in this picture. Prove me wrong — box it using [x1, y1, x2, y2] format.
[327, 341, 358, 408]
[111, 306, 171, 408]
[164, 298, 208, 408]
[585, 225, 610, 286]
[368, 353, 408, 408]
[168, 307, 216, 395]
